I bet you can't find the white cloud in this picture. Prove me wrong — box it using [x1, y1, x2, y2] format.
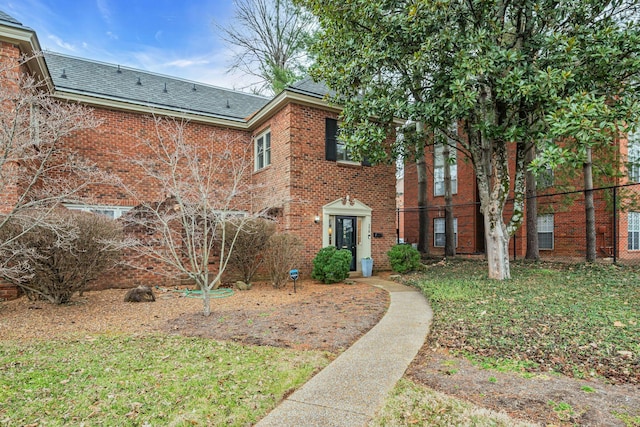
[165, 58, 210, 68]
[47, 34, 76, 52]
[96, 0, 112, 24]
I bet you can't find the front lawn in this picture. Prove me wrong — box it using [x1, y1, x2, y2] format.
[405, 259, 639, 382]
[0, 335, 330, 426]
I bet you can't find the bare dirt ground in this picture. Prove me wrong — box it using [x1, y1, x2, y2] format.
[407, 347, 640, 426]
[2, 278, 638, 426]
[0, 280, 388, 352]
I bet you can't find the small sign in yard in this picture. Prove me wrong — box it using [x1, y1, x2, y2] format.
[289, 269, 299, 293]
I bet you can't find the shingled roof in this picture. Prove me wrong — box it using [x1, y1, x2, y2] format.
[44, 52, 270, 122]
[0, 10, 23, 26]
[287, 77, 334, 99]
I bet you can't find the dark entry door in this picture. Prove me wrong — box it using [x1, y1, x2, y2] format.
[336, 216, 357, 271]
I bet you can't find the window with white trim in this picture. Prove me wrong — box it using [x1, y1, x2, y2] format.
[537, 214, 554, 250]
[65, 204, 132, 219]
[434, 142, 457, 196]
[434, 217, 457, 247]
[254, 130, 271, 171]
[628, 211, 640, 250]
[336, 130, 354, 162]
[627, 129, 640, 182]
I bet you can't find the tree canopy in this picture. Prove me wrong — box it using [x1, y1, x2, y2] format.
[297, 0, 640, 279]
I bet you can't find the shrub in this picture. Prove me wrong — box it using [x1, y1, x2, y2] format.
[224, 218, 276, 284]
[311, 246, 352, 284]
[264, 232, 303, 289]
[387, 244, 421, 273]
[0, 208, 123, 304]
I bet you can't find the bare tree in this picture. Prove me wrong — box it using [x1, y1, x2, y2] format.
[0, 55, 107, 283]
[123, 118, 278, 316]
[215, 0, 315, 94]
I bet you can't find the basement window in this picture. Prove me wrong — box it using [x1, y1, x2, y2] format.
[65, 204, 132, 219]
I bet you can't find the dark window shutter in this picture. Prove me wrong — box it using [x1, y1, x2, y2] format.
[361, 156, 371, 167]
[325, 118, 337, 161]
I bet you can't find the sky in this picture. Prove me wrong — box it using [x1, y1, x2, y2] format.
[0, 0, 262, 91]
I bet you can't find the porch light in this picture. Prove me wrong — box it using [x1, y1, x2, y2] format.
[314, 215, 320, 224]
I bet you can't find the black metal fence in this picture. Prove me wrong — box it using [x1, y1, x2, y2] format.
[398, 182, 640, 264]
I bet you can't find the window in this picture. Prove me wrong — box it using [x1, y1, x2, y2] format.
[627, 129, 640, 182]
[65, 204, 132, 219]
[628, 212, 640, 250]
[255, 130, 271, 171]
[325, 118, 370, 165]
[536, 167, 554, 189]
[434, 142, 457, 196]
[434, 217, 457, 247]
[336, 136, 353, 162]
[537, 214, 554, 250]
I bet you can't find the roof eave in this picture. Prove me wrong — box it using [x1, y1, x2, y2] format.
[52, 89, 251, 130]
[248, 89, 342, 130]
[0, 22, 53, 92]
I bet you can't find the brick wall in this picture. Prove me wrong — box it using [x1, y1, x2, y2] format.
[402, 133, 623, 260]
[0, 42, 398, 298]
[286, 104, 397, 274]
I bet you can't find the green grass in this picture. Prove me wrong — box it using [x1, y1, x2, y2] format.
[405, 259, 640, 382]
[0, 335, 330, 426]
[371, 379, 538, 427]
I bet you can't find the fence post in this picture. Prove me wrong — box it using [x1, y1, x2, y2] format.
[396, 208, 400, 245]
[613, 186, 617, 264]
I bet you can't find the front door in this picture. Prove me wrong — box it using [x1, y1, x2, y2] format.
[336, 216, 357, 271]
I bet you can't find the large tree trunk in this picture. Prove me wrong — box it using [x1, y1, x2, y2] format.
[584, 146, 596, 262]
[416, 122, 430, 254]
[483, 202, 511, 279]
[443, 141, 456, 257]
[525, 147, 539, 260]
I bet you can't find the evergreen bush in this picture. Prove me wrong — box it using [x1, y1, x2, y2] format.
[311, 246, 352, 284]
[387, 244, 421, 273]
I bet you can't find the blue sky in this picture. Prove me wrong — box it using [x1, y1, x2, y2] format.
[0, 0, 261, 90]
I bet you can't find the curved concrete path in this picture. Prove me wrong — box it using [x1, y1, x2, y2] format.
[256, 277, 433, 427]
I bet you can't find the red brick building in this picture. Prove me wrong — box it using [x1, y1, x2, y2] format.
[401, 125, 640, 263]
[0, 12, 396, 298]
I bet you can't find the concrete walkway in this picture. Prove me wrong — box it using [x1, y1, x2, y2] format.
[256, 277, 433, 427]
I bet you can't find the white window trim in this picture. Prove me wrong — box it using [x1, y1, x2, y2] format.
[434, 141, 458, 197]
[336, 123, 358, 164]
[65, 204, 132, 219]
[537, 214, 554, 250]
[254, 129, 271, 171]
[627, 129, 640, 182]
[628, 211, 640, 251]
[434, 217, 458, 248]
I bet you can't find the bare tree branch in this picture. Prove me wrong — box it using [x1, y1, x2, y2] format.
[215, 0, 316, 94]
[121, 117, 284, 316]
[0, 54, 112, 283]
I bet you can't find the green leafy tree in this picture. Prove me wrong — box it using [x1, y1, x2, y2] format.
[297, 0, 640, 279]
